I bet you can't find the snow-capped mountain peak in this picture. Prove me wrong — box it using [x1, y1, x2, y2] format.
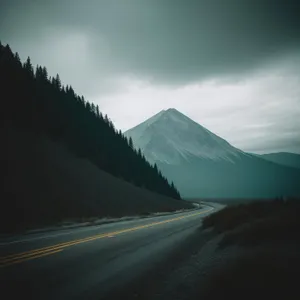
[124, 109, 245, 165]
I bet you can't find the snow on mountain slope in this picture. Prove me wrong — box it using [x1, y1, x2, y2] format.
[125, 108, 247, 165]
[125, 109, 300, 199]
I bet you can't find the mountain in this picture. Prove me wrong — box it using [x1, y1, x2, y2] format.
[125, 109, 300, 199]
[259, 152, 300, 169]
[124, 108, 246, 164]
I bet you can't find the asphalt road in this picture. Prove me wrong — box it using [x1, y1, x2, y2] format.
[1, 205, 215, 300]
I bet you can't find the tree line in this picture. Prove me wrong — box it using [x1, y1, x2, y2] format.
[0, 42, 181, 200]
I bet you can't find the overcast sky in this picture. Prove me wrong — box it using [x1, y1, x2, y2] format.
[1, 0, 300, 154]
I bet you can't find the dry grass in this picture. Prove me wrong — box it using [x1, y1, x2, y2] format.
[199, 199, 300, 300]
[220, 210, 300, 248]
[202, 198, 300, 233]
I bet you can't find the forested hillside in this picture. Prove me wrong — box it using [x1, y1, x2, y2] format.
[0, 42, 180, 199]
[0, 42, 188, 233]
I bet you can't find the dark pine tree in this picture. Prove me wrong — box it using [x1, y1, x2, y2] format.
[128, 137, 134, 149]
[23, 56, 34, 77]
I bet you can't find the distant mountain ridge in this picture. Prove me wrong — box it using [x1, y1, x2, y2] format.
[125, 109, 300, 199]
[259, 152, 300, 169]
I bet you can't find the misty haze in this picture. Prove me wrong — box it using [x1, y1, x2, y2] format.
[1, 1, 300, 300]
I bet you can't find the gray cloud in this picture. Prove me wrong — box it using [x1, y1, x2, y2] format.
[1, 0, 300, 85]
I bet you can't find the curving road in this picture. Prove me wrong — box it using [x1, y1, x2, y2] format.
[1, 205, 215, 300]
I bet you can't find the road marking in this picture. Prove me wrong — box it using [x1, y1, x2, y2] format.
[1, 249, 63, 267]
[1, 245, 67, 264]
[1, 208, 213, 267]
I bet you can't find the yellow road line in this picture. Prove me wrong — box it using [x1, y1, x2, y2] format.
[1, 208, 212, 267]
[1, 245, 70, 264]
[0, 233, 109, 260]
[1, 249, 63, 267]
